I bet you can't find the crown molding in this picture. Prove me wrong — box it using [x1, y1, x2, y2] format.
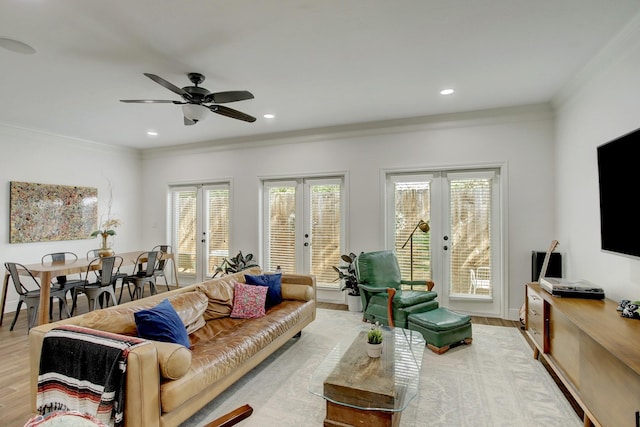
[553, 10, 640, 109]
[141, 103, 553, 160]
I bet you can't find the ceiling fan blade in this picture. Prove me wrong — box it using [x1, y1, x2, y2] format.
[184, 116, 197, 126]
[209, 105, 257, 123]
[204, 90, 254, 104]
[143, 73, 192, 100]
[120, 99, 183, 104]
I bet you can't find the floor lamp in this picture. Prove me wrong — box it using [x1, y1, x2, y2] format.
[401, 220, 430, 280]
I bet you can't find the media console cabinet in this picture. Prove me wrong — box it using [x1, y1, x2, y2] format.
[525, 282, 640, 427]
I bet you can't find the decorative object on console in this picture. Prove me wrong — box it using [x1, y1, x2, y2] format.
[618, 300, 640, 319]
[617, 300, 631, 311]
[400, 220, 430, 280]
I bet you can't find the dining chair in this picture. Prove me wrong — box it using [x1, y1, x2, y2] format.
[41, 252, 85, 313]
[151, 244, 172, 291]
[4, 262, 71, 331]
[78, 256, 122, 312]
[121, 251, 159, 302]
[86, 249, 102, 260]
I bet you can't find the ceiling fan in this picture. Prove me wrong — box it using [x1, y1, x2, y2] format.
[120, 72, 256, 126]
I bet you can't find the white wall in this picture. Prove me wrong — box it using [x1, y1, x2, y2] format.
[141, 105, 557, 319]
[554, 16, 640, 302]
[0, 126, 141, 316]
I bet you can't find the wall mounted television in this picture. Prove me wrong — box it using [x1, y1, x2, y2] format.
[597, 126, 640, 259]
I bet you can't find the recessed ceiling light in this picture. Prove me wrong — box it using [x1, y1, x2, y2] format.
[263, 113, 275, 119]
[0, 38, 36, 54]
[440, 88, 455, 95]
[146, 130, 158, 136]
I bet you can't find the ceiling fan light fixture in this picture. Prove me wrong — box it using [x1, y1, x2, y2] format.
[0, 37, 36, 54]
[263, 113, 275, 119]
[181, 104, 209, 122]
[440, 88, 455, 95]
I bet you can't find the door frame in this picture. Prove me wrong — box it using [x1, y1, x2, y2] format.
[382, 163, 508, 318]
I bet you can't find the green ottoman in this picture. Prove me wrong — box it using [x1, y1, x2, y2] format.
[408, 307, 473, 354]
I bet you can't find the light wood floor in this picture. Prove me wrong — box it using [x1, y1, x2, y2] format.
[1, 297, 522, 426]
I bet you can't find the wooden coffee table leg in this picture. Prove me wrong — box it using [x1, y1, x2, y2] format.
[325, 401, 400, 427]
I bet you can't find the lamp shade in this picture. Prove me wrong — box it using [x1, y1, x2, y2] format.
[181, 104, 209, 122]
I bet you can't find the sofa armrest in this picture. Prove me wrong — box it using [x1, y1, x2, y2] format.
[30, 324, 162, 427]
[281, 274, 316, 302]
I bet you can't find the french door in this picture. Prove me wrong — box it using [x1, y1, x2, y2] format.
[170, 183, 230, 284]
[262, 176, 344, 288]
[387, 168, 503, 317]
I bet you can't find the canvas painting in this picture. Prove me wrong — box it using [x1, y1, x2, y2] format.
[9, 181, 98, 243]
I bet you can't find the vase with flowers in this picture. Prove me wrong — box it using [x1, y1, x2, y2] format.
[91, 217, 121, 257]
[90, 181, 121, 257]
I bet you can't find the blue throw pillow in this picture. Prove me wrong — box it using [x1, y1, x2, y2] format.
[134, 299, 190, 348]
[245, 273, 283, 308]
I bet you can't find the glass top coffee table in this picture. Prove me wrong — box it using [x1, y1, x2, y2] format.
[308, 325, 425, 427]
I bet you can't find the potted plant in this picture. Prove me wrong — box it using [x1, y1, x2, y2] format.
[213, 251, 259, 277]
[366, 322, 384, 358]
[333, 252, 362, 312]
[90, 181, 120, 257]
[90, 218, 121, 257]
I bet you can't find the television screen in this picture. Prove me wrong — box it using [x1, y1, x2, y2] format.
[597, 127, 640, 258]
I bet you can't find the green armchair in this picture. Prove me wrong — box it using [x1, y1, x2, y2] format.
[356, 250, 438, 328]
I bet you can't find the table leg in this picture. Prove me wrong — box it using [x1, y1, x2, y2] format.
[37, 271, 52, 326]
[0, 273, 9, 326]
[169, 255, 179, 287]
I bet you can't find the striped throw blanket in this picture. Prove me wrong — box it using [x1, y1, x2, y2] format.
[37, 325, 147, 427]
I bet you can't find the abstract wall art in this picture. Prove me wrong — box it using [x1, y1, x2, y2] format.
[9, 181, 98, 243]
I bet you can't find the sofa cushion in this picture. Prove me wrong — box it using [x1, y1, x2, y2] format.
[78, 291, 208, 336]
[230, 283, 267, 319]
[245, 273, 283, 308]
[196, 268, 262, 320]
[166, 291, 208, 334]
[154, 341, 192, 380]
[281, 283, 314, 301]
[134, 299, 191, 348]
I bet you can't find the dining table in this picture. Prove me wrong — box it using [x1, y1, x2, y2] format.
[1, 250, 179, 327]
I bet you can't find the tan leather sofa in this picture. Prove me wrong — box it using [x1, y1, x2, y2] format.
[29, 268, 316, 427]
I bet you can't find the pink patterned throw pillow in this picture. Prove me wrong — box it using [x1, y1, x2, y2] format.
[230, 282, 268, 318]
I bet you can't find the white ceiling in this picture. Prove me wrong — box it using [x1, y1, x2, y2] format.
[1, 0, 639, 150]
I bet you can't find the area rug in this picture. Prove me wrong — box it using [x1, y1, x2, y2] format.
[182, 309, 581, 427]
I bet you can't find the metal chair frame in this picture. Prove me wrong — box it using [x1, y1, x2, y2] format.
[4, 262, 71, 331]
[151, 244, 172, 292]
[78, 256, 122, 312]
[122, 251, 160, 301]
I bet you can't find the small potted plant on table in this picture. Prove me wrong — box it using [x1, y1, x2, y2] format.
[366, 323, 384, 358]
